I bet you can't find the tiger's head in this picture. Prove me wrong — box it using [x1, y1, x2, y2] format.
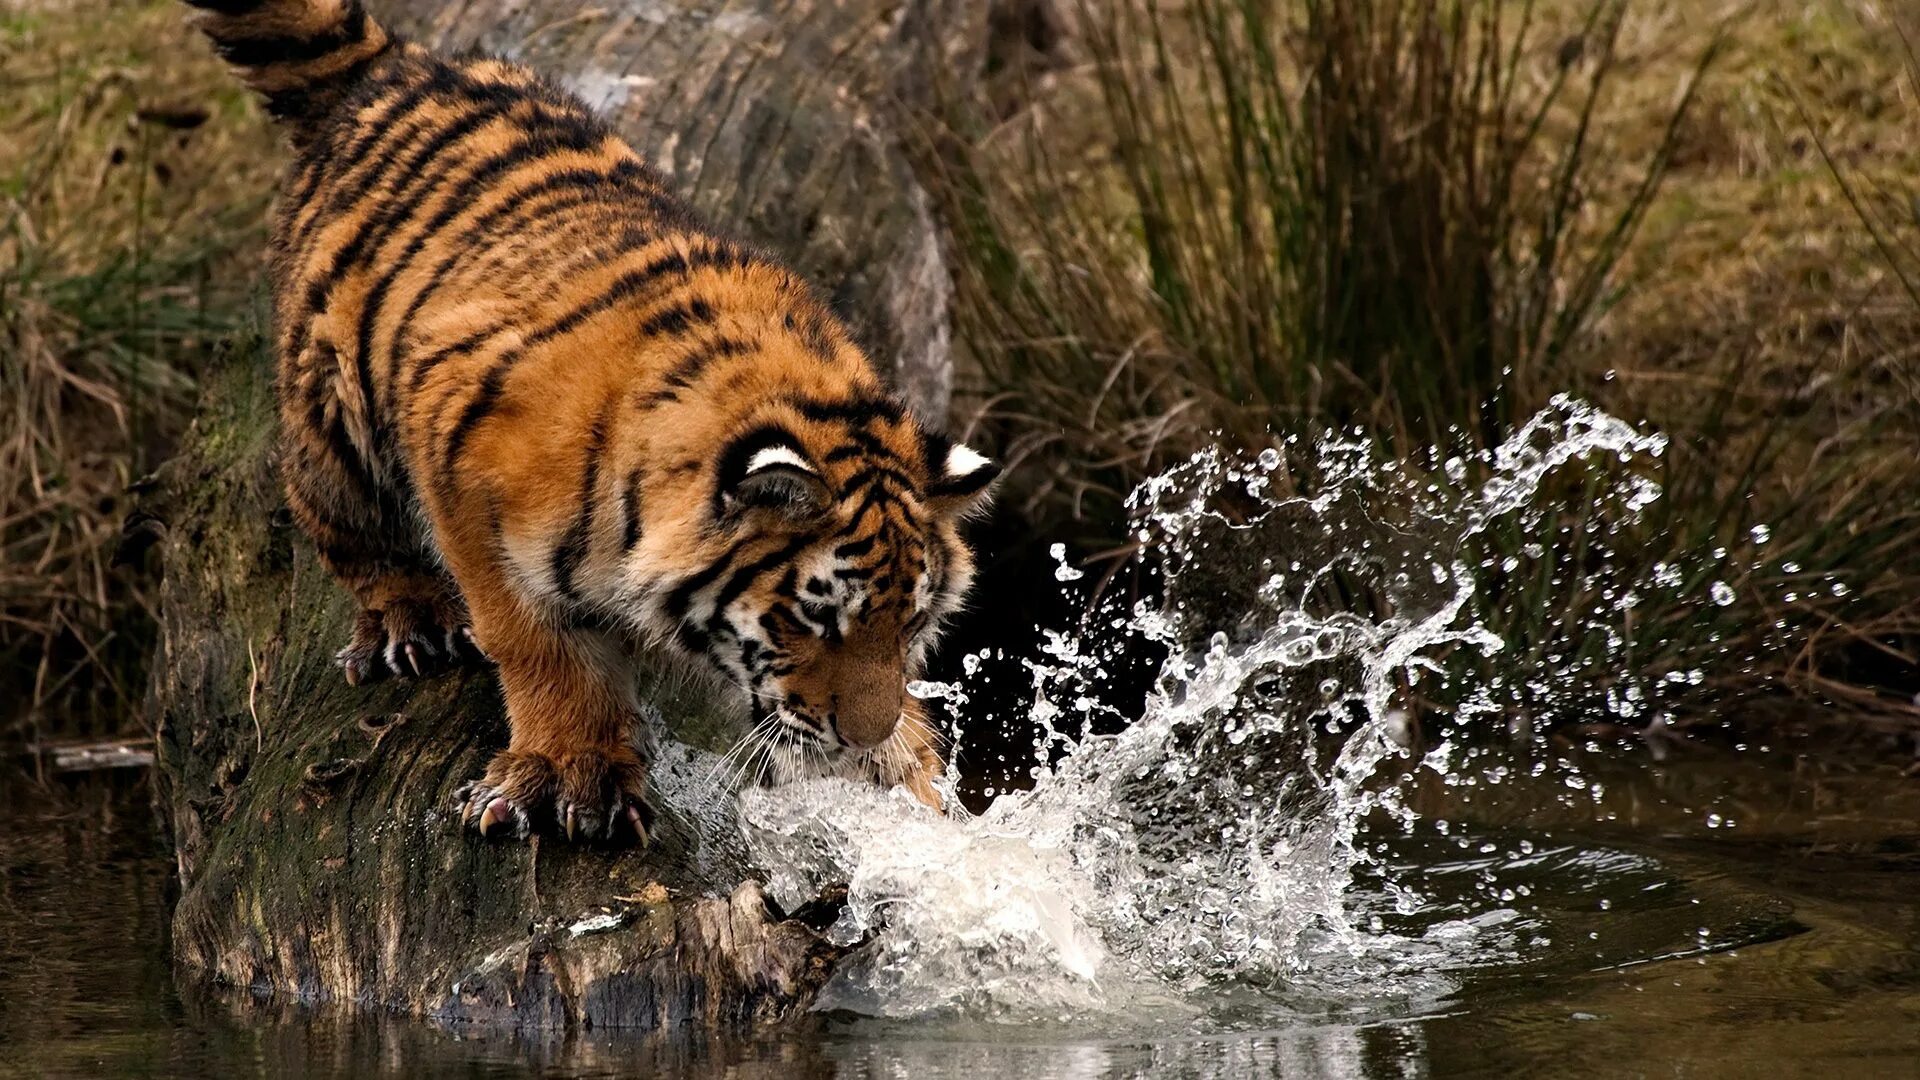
[651, 393, 997, 761]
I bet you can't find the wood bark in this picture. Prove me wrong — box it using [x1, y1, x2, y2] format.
[149, 0, 1021, 1033]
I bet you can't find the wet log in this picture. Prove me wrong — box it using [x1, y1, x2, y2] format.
[149, 0, 1017, 1032]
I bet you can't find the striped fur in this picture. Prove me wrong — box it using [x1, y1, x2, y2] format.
[188, 0, 998, 842]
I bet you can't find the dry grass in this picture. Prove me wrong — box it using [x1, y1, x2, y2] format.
[3, 0, 1915, 740]
[924, 0, 1920, 730]
[1, 0, 279, 738]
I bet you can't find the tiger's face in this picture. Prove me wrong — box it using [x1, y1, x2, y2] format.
[653, 398, 997, 758]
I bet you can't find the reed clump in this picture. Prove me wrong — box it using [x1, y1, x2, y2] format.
[1, 0, 278, 738]
[924, 0, 1920, 731]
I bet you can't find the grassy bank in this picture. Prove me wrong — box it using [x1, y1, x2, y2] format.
[2, 0, 1914, 743]
[0, 0, 278, 738]
[927, 0, 1920, 734]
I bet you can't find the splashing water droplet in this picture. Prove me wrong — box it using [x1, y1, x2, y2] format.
[1051, 542, 1085, 583]
[741, 399, 1688, 1018]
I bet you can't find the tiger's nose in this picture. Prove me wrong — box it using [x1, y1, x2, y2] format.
[830, 675, 903, 750]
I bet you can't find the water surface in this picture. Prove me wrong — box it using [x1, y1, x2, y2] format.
[2, 748, 1915, 1079]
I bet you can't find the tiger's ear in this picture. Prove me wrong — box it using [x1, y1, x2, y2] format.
[719, 434, 829, 522]
[925, 436, 1000, 516]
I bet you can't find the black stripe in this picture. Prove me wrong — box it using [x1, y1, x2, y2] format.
[551, 400, 614, 599]
[533, 250, 689, 341]
[405, 322, 507, 398]
[658, 335, 749, 391]
[214, 3, 369, 67]
[318, 411, 378, 504]
[438, 362, 509, 479]
[738, 639, 766, 675]
[840, 464, 917, 495]
[839, 482, 897, 529]
[763, 608, 806, 637]
[621, 467, 645, 551]
[664, 536, 762, 622]
[791, 393, 906, 427]
[510, 242, 742, 353]
[832, 534, 877, 559]
[184, 0, 267, 12]
[453, 161, 641, 250]
[675, 624, 710, 655]
[639, 297, 716, 339]
[283, 72, 503, 357]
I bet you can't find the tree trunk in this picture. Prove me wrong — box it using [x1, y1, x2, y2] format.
[149, 0, 1006, 1032]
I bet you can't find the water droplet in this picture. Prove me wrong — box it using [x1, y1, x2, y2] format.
[1709, 581, 1736, 607]
[1050, 542, 1084, 582]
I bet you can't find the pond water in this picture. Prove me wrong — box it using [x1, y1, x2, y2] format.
[2, 750, 1916, 1079]
[4, 401, 1917, 1078]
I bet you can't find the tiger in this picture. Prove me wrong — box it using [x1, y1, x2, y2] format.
[183, 0, 998, 844]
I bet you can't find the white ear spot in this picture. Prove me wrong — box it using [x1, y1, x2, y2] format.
[746, 445, 815, 476]
[945, 443, 991, 481]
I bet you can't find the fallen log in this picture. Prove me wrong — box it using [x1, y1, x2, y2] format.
[149, 0, 1019, 1032]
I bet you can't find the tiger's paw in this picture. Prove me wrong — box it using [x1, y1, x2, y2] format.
[336, 594, 484, 686]
[457, 747, 654, 846]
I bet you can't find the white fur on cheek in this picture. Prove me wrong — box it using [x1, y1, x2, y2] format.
[945, 443, 991, 482]
[747, 445, 815, 475]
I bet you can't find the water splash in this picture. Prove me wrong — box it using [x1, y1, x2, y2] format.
[742, 397, 1675, 1019]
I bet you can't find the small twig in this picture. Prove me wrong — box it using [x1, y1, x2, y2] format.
[246, 637, 264, 755]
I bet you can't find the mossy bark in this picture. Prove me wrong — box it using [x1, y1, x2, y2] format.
[148, 0, 1021, 1033]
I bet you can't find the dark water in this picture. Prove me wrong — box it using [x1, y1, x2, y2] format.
[2, 742, 1918, 1080]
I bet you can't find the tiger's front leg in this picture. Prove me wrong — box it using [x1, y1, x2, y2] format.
[436, 527, 654, 844]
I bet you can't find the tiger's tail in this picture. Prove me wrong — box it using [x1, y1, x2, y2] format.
[184, 0, 396, 139]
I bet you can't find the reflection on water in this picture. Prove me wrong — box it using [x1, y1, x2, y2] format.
[2, 750, 1917, 1079]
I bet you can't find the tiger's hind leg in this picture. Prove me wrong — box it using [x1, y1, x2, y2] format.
[279, 343, 485, 686]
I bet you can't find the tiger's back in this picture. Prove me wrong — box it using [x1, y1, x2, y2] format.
[190, 0, 997, 843]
